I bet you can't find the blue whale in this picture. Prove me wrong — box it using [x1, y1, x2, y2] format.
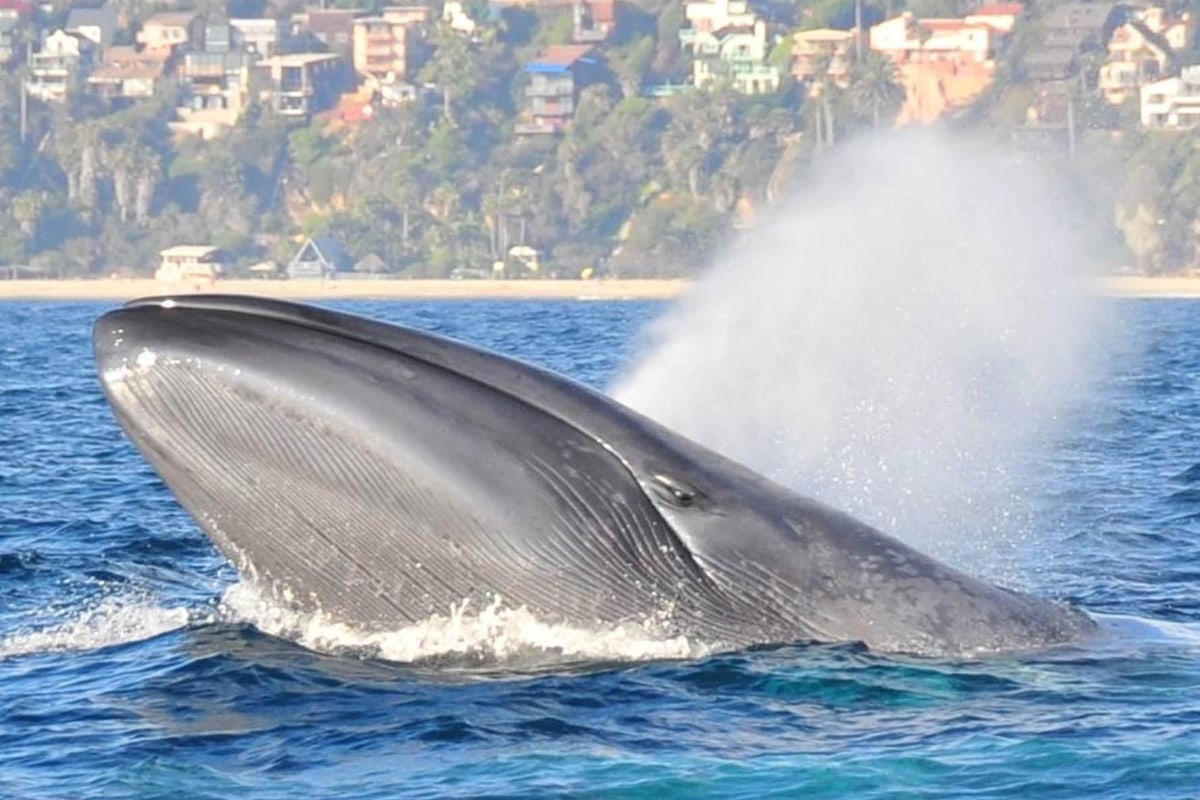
[93, 296, 1095, 656]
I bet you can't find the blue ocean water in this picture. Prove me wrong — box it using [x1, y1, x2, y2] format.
[0, 298, 1197, 799]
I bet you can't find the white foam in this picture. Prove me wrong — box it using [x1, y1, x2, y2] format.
[0, 598, 190, 660]
[218, 581, 714, 666]
[1094, 613, 1200, 648]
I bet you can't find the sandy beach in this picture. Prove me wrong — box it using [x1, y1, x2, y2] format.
[0, 278, 691, 302]
[1, 275, 1198, 302]
[1097, 276, 1200, 298]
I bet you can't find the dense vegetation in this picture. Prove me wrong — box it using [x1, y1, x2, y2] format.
[0, 0, 1198, 277]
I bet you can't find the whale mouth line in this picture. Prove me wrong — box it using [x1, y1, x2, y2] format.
[113, 295, 728, 605]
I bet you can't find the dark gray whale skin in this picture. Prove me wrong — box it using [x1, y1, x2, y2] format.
[93, 295, 1096, 656]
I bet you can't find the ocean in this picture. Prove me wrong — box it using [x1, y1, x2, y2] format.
[1, 298, 1197, 799]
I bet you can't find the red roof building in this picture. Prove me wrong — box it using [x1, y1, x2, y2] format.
[0, 0, 33, 17]
[574, 0, 617, 43]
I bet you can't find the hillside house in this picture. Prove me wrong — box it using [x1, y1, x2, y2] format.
[259, 52, 348, 118]
[680, 0, 779, 94]
[172, 36, 256, 139]
[352, 15, 416, 85]
[688, 20, 780, 94]
[1025, 1, 1120, 81]
[1141, 64, 1200, 129]
[287, 236, 353, 279]
[137, 11, 203, 57]
[26, 30, 94, 103]
[869, 7, 1022, 123]
[156, 245, 224, 284]
[294, 8, 359, 55]
[517, 45, 602, 134]
[573, 0, 615, 43]
[1098, 7, 1197, 104]
[65, 4, 116, 51]
[230, 17, 287, 58]
[869, 13, 997, 65]
[791, 28, 854, 86]
[88, 46, 169, 101]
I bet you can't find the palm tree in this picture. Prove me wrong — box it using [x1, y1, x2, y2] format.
[54, 120, 102, 219]
[133, 144, 162, 224]
[419, 24, 481, 125]
[805, 52, 838, 152]
[11, 190, 47, 247]
[107, 141, 136, 224]
[847, 51, 906, 129]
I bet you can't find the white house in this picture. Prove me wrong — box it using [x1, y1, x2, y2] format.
[1099, 6, 1197, 105]
[689, 20, 780, 94]
[442, 1, 477, 36]
[25, 29, 93, 102]
[1141, 65, 1200, 129]
[679, 0, 779, 94]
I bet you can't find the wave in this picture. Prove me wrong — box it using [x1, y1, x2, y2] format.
[0, 596, 191, 660]
[217, 581, 715, 667]
[1090, 613, 1200, 653]
[9, 586, 1194, 668]
[0, 580, 714, 666]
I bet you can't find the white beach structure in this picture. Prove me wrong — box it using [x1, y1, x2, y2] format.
[156, 245, 224, 284]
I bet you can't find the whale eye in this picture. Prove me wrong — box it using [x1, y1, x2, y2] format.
[650, 473, 699, 508]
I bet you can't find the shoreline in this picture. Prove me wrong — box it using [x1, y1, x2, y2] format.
[0, 276, 1198, 302]
[0, 278, 691, 302]
[1096, 276, 1200, 298]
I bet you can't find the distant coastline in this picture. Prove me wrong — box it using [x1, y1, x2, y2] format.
[0, 278, 691, 302]
[1, 276, 1199, 303]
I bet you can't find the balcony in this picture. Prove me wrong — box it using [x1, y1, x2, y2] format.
[525, 78, 573, 98]
[530, 97, 572, 116]
[30, 56, 76, 72]
[515, 121, 558, 135]
[181, 62, 227, 79]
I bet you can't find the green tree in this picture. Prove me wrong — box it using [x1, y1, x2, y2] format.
[420, 24, 483, 124]
[846, 50, 905, 129]
[615, 194, 729, 276]
[609, 35, 656, 99]
[11, 191, 48, 247]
